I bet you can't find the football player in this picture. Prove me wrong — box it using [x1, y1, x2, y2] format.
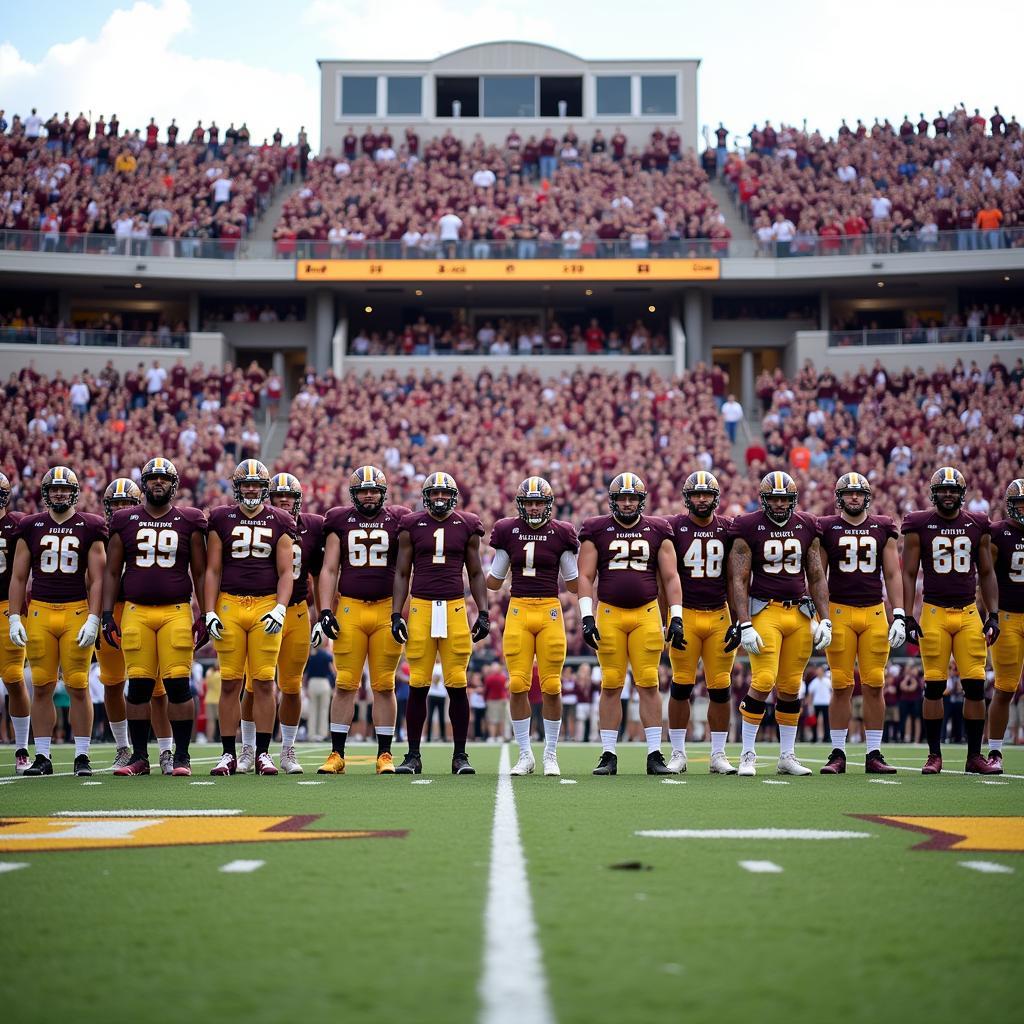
[238, 473, 323, 774]
[316, 467, 410, 775]
[205, 460, 295, 776]
[391, 472, 488, 775]
[901, 467, 1000, 774]
[987, 479, 1024, 772]
[0, 472, 30, 773]
[487, 477, 579, 777]
[8, 466, 106, 776]
[577, 473, 685, 776]
[816, 473, 904, 774]
[666, 471, 736, 774]
[102, 458, 207, 776]
[727, 472, 831, 777]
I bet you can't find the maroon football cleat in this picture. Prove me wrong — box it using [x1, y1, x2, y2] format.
[210, 752, 237, 776]
[921, 753, 942, 775]
[113, 757, 150, 776]
[965, 753, 1002, 775]
[820, 749, 846, 774]
[986, 750, 1004, 775]
[865, 750, 897, 774]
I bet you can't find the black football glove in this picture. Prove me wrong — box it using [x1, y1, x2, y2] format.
[471, 612, 490, 643]
[666, 615, 686, 651]
[723, 622, 742, 653]
[899, 612, 924, 644]
[983, 612, 1001, 646]
[581, 615, 601, 651]
[391, 613, 409, 644]
[320, 608, 340, 641]
[101, 611, 121, 649]
[192, 613, 209, 650]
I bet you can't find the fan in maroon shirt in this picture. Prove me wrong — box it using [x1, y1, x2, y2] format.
[391, 472, 488, 775]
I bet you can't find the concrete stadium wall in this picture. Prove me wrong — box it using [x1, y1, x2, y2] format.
[338, 354, 674, 379]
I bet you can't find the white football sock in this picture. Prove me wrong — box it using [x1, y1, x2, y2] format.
[157, 736, 173, 754]
[865, 729, 883, 753]
[830, 728, 848, 752]
[375, 725, 394, 736]
[778, 724, 797, 757]
[12, 714, 30, 749]
[280, 724, 298, 748]
[741, 720, 759, 754]
[989, 737, 1004, 753]
[36, 736, 52, 758]
[330, 722, 350, 734]
[644, 726, 662, 754]
[511, 717, 532, 756]
[240, 719, 256, 747]
[542, 718, 560, 755]
[74, 735, 90, 756]
[110, 719, 129, 748]
[710, 731, 727, 756]
[669, 728, 686, 755]
[600, 729, 617, 754]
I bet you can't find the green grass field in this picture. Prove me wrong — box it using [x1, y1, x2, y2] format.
[3, 741, 1021, 1024]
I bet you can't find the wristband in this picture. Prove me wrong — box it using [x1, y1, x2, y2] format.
[669, 604, 683, 619]
[579, 596, 594, 618]
[892, 607, 906, 618]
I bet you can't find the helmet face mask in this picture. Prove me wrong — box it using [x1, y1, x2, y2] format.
[269, 473, 302, 519]
[0, 471, 10, 509]
[422, 473, 458, 517]
[103, 478, 142, 522]
[140, 457, 178, 507]
[759, 472, 798, 526]
[682, 471, 720, 519]
[232, 460, 270, 511]
[515, 476, 554, 528]
[608, 473, 646, 526]
[1007, 479, 1024, 526]
[929, 467, 966, 516]
[349, 466, 387, 516]
[42, 467, 80, 514]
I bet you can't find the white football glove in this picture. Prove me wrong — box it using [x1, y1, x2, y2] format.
[739, 621, 764, 655]
[887, 609, 906, 649]
[812, 617, 833, 651]
[205, 611, 225, 641]
[76, 613, 100, 649]
[310, 622, 324, 649]
[8, 613, 27, 648]
[261, 603, 287, 635]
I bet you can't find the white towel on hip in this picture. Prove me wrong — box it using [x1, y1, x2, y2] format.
[430, 600, 448, 638]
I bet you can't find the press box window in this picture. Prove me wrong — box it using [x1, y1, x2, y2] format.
[482, 76, 536, 118]
[640, 75, 677, 116]
[595, 76, 631, 115]
[539, 77, 582, 117]
[435, 77, 480, 118]
[341, 76, 377, 116]
[387, 77, 422, 116]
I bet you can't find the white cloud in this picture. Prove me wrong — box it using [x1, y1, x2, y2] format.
[302, 0, 556, 60]
[0, 0, 318, 145]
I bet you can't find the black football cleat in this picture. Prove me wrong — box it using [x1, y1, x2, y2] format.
[24, 754, 53, 776]
[865, 750, 897, 774]
[394, 752, 422, 775]
[646, 751, 674, 775]
[593, 751, 618, 776]
[820, 749, 847, 774]
[452, 752, 476, 775]
[74, 754, 93, 777]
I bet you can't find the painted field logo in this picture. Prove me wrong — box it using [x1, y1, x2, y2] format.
[857, 815, 1024, 853]
[0, 812, 406, 853]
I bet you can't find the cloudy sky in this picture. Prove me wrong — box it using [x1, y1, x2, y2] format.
[1, 0, 1021, 150]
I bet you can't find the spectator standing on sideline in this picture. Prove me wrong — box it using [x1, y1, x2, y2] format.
[807, 666, 832, 743]
[303, 644, 335, 742]
[483, 661, 509, 741]
[203, 665, 222, 743]
[721, 393, 744, 443]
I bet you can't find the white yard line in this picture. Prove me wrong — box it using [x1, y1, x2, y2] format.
[478, 744, 554, 1024]
[220, 860, 265, 874]
[959, 861, 1014, 874]
[637, 829, 872, 840]
[739, 860, 784, 874]
[0, 863, 29, 874]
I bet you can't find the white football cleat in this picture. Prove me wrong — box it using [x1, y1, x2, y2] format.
[236, 744, 256, 774]
[112, 746, 133, 770]
[280, 746, 303, 774]
[710, 751, 738, 775]
[666, 750, 688, 774]
[777, 752, 812, 776]
[159, 750, 174, 776]
[256, 752, 279, 776]
[542, 752, 560, 777]
[737, 750, 758, 777]
[510, 750, 536, 776]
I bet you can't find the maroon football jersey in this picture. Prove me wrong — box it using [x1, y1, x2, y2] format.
[290, 512, 325, 606]
[988, 519, 1024, 614]
[209, 504, 295, 598]
[668, 512, 732, 610]
[401, 510, 484, 602]
[490, 517, 578, 599]
[902, 509, 988, 608]
[728, 509, 818, 603]
[0, 511, 24, 602]
[578, 514, 673, 609]
[17, 510, 107, 603]
[110, 504, 207, 605]
[817, 514, 898, 607]
[324, 504, 411, 603]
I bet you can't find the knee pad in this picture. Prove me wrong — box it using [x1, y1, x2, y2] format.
[775, 697, 801, 715]
[707, 686, 730, 704]
[508, 674, 532, 694]
[739, 696, 766, 719]
[961, 678, 984, 701]
[924, 680, 946, 701]
[670, 683, 694, 702]
[126, 678, 157, 704]
[540, 676, 562, 696]
[163, 677, 192, 704]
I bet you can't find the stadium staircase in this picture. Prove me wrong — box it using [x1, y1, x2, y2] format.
[249, 187, 296, 245]
[708, 178, 754, 243]
[259, 400, 290, 466]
